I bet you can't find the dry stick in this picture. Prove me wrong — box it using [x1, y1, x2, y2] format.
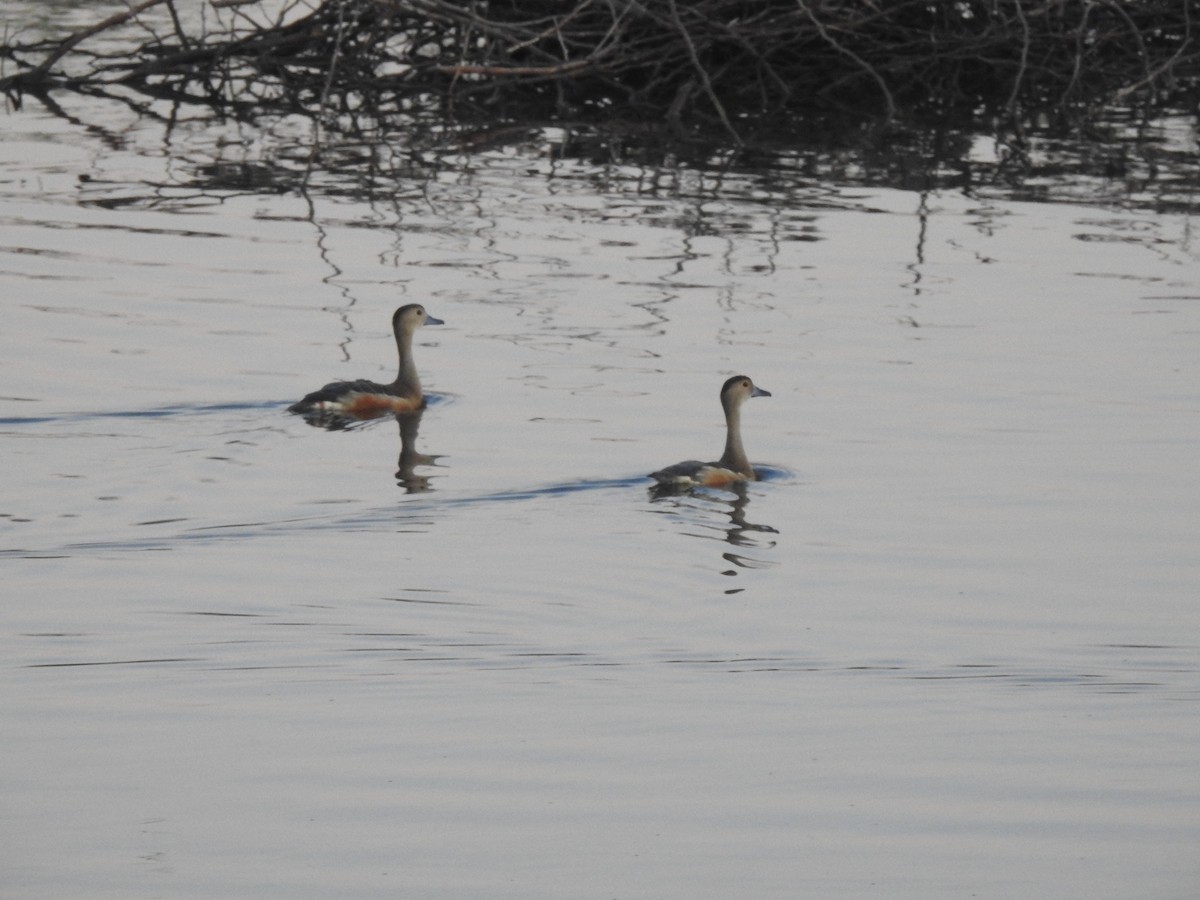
[507, 0, 594, 54]
[1064, 0, 1094, 101]
[1108, 0, 1189, 102]
[403, 0, 561, 57]
[436, 60, 594, 77]
[1004, 0, 1031, 118]
[798, 0, 896, 122]
[714, 16, 791, 101]
[540, 0, 628, 72]
[1100, 0, 1153, 86]
[667, 0, 741, 144]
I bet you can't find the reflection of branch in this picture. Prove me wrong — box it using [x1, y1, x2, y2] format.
[164, 0, 191, 53]
[0, 0, 166, 90]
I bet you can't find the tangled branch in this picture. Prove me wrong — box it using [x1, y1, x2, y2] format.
[1, 0, 1196, 137]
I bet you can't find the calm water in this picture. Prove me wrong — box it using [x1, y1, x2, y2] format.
[2, 36, 1200, 900]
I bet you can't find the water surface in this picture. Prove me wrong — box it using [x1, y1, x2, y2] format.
[2, 53, 1199, 900]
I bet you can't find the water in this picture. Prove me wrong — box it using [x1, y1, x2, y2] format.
[3, 50, 1200, 900]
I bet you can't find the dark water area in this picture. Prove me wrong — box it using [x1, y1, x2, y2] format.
[2, 4, 1200, 899]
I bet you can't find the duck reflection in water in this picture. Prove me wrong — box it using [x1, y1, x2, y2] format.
[394, 407, 442, 493]
[649, 480, 779, 578]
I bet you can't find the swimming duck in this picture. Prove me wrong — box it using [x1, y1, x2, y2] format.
[650, 375, 771, 487]
[288, 304, 443, 420]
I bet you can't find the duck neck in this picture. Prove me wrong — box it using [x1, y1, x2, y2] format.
[718, 401, 752, 476]
[393, 328, 420, 395]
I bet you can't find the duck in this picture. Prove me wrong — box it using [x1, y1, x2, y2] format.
[288, 304, 443, 421]
[650, 375, 771, 487]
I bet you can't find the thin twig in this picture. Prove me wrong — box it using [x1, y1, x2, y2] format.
[2, 0, 1192, 135]
[437, 60, 595, 77]
[1005, 0, 1031, 117]
[667, 0, 741, 144]
[1111, 0, 1189, 103]
[798, 0, 896, 122]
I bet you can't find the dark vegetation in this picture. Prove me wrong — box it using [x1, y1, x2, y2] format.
[3, 1, 1196, 132]
[0, 1, 1196, 203]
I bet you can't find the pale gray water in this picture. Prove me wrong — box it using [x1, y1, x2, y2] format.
[2, 42, 1199, 900]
